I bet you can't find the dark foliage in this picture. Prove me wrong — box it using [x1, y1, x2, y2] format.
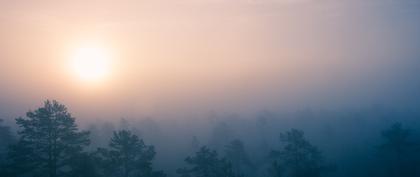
[375, 123, 420, 176]
[2, 100, 420, 177]
[0, 119, 14, 153]
[269, 129, 326, 177]
[177, 146, 243, 177]
[5, 100, 90, 177]
[0, 119, 15, 176]
[225, 139, 255, 176]
[97, 130, 166, 177]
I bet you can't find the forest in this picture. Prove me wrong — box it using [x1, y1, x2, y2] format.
[0, 100, 419, 177]
[1, 0, 420, 177]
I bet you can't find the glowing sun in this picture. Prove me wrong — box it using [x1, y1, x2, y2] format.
[70, 45, 112, 83]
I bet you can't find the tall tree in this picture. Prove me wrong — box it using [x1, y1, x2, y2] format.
[6, 100, 89, 177]
[377, 122, 419, 176]
[190, 136, 201, 152]
[0, 119, 14, 153]
[67, 152, 101, 177]
[177, 146, 243, 177]
[209, 122, 233, 151]
[97, 130, 165, 177]
[225, 139, 255, 176]
[269, 129, 325, 177]
[256, 110, 273, 153]
[0, 118, 14, 175]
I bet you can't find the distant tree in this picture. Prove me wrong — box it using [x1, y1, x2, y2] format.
[96, 122, 117, 147]
[268, 161, 284, 177]
[256, 110, 273, 152]
[5, 100, 90, 177]
[97, 130, 165, 177]
[225, 139, 255, 176]
[190, 136, 201, 152]
[119, 118, 130, 130]
[0, 119, 14, 153]
[0, 118, 14, 175]
[377, 122, 419, 176]
[380, 122, 412, 154]
[177, 146, 243, 177]
[209, 122, 233, 151]
[269, 129, 326, 177]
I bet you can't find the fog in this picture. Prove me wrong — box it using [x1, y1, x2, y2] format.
[1, 0, 420, 177]
[1, 0, 420, 119]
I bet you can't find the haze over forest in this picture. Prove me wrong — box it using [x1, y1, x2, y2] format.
[1, 1, 420, 177]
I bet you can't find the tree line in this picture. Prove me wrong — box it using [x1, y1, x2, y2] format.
[0, 100, 419, 177]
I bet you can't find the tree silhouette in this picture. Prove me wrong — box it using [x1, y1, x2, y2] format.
[6, 100, 90, 177]
[66, 152, 101, 177]
[190, 136, 201, 152]
[0, 119, 14, 153]
[97, 130, 165, 177]
[377, 122, 419, 176]
[225, 139, 255, 176]
[256, 110, 274, 153]
[209, 122, 233, 152]
[269, 129, 325, 177]
[0, 118, 14, 175]
[177, 146, 243, 177]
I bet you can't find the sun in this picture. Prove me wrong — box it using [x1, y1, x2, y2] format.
[70, 45, 112, 83]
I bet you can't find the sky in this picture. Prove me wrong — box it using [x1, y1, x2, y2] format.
[0, 0, 420, 121]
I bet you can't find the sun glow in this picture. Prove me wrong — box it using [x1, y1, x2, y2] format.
[70, 44, 112, 83]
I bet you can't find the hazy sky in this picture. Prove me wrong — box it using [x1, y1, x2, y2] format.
[1, 0, 419, 120]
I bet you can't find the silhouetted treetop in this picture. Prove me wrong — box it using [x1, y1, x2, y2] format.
[269, 129, 326, 177]
[7, 100, 90, 177]
[97, 130, 165, 177]
[178, 146, 243, 177]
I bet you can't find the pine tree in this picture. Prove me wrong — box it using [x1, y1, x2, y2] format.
[177, 146, 243, 177]
[269, 129, 325, 177]
[0, 118, 15, 176]
[6, 100, 90, 177]
[97, 130, 165, 177]
[377, 122, 419, 176]
[190, 136, 201, 152]
[209, 122, 233, 151]
[0, 119, 14, 153]
[67, 152, 101, 177]
[225, 139, 254, 176]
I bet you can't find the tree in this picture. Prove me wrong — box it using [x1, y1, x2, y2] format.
[377, 122, 419, 176]
[380, 122, 412, 154]
[0, 118, 14, 175]
[269, 129, 325, 177]
[225, 139, 255, 176]
[66, 152, 101, 177]
[190, 136, 201, 152]
[209, 122, 233, 151]
[0, 119, 14, 153]
[256, 110, 274, 153]
[97, 130, 165, 177]
[6, 100, 90, 177]
[177, 146, 243, 177]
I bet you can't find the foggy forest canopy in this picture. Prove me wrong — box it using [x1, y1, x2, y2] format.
[0, 100, 419, 177]
[1, 1, 420, 177]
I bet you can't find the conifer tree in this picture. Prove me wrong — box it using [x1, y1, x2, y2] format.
[269, 129, 325, 177]
[377, 123, 419, 176]
[6, 100, 89, 177]
[97, 130, 165, 177]
[177, 146, 243, 177]
[225, 139, 254, 176]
